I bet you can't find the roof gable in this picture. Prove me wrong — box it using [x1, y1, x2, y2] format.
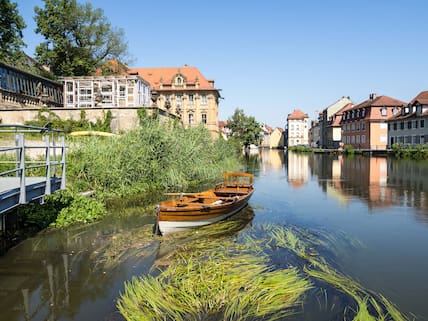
[409, 90, 428, 105]
[354, 95, 406, 109]
[287, 109, 309, 120]
[127, 65, 216, 90]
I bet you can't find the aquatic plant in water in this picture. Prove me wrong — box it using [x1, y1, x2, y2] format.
[118, 254, 312, 321]
[268, 225, 409, 321]
[117, 217, 409, 321]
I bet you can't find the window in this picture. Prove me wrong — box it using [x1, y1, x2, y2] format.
[189, 94, 194, 104]
[400, 122, 404, 130]
[381, 108, 387, 116]
[421, 119, 425, 128]
[415, 120, 418, 128]
[201, 95, 207, 105]
[414, 135, 420, 144]
[201, 113, 207, 124]
[362, 109, 366, 117]
[188, 114, 194, 125]
[176, 95, 182, 106]
[407, 121, 412, 129]
[393, 123, 397, 130]
[119, 86, 126, 98]
[362, 122, 366, 130]
[361, 135, 366, 143]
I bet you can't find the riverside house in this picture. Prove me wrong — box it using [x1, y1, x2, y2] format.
[128, 66, 221, 138]
[387, 90, 428, 147]
[341, 93, 405, 150]
[319, 96, 353, 148]
[286, 109, 310, 147]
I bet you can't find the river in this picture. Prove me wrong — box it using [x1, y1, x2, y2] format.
[0, 149, 427, 321]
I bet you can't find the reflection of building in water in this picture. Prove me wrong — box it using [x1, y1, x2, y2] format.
[339, 157, 393, 209]
[286, 152, 309, 188]
[306, 153, 427, 214]
[259, 149, 284, 172]
[387, 159, 428, 212]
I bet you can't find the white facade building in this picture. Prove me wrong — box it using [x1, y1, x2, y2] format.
[60, 75, 150, 109]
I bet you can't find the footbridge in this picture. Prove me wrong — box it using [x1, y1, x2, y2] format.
[0, 124, 66, 227]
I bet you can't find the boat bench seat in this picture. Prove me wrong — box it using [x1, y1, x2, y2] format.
[216, 189, 248, 195]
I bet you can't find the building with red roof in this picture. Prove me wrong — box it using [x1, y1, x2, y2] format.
[387, 90, 428, 146]
[128, 65, 221, 137]
[286, 109, 309, 146]
[341, 93, 405, 150]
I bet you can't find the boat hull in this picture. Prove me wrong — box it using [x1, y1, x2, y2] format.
[158, 199, 250, 234]
[157, 172, 254, 235]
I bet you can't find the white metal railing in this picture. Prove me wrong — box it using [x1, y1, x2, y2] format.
[0, 124, 66, 207]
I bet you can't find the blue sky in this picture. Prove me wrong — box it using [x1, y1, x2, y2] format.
[15, 0, 428, 128]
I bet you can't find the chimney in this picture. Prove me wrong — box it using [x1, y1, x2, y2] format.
[369, 93, 377, 100]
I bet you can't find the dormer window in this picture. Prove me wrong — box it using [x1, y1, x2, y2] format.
[381, 108, 387, 116]
[176, 76, 183, 85]
[362, 109, 366, 117]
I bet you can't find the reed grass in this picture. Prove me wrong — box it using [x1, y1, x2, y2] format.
[66, 118, 240, 198]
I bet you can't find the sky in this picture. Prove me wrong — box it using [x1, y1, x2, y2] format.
[14, 0, 428, 128]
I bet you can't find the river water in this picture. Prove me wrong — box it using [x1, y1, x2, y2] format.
[0, 149, 427, 321]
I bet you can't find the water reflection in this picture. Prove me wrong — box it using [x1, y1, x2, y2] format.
[0, 206, 255, 321]
[0, 215, 158, 321]
[255, 149, 428, 214]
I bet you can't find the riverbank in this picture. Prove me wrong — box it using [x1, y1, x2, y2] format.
[287, 143, 428, 159]
[2, 117, 241, 246]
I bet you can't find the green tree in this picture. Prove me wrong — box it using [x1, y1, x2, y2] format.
[0, 0, 26, 64]
[227, 108, 261, 146]
[34, 0, 128, 76]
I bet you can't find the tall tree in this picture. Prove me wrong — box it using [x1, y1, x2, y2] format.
[34, 0, 129, 76]
[0, 0, 26, 64]
[227, 108, 262, 146]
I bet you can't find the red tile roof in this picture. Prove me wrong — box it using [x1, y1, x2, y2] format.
[127, 66, 217, 91]
[287, 109, 309, 120]
[409, 90, 428, 105]
[218, 120, 227, 128]
[354, 95, 406, 109]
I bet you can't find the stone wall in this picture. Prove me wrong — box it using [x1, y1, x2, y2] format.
[0, 105, 170, 133]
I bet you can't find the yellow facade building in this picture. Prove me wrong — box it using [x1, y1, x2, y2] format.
[128, 66, 221, 137]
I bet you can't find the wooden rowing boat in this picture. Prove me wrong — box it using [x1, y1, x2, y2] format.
[156, 172, 254, 235]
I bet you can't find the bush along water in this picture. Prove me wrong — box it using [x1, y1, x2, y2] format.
[392, 143, 428, 160]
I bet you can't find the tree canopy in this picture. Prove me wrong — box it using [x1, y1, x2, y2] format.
[227, 108, 261, 146]
[34, 0, 129, 76]
[0, 0, 26, 65]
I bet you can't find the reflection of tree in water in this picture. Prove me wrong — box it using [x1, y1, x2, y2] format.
[244, 153, 261, 175]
